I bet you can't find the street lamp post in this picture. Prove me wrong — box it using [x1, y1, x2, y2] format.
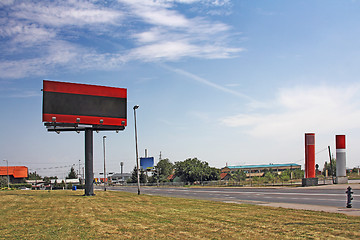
[133, 105, 141, 195]
[103, 136, 107, 191]
[3, 160, 9, 189]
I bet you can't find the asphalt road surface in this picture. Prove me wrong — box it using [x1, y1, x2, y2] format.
[106, 184, 360, 210]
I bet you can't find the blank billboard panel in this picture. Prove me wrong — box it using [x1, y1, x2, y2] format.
[42, 80, 127, 126]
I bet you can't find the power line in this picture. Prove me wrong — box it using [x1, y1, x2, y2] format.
[293, 147, 328, 164]
[28, 164, 79, 171]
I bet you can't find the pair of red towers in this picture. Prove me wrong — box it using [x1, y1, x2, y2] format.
[305, 133, 346, 180]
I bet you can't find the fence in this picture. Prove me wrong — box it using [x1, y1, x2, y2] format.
[118, 179, 304, 187]
[110, 176, 338, 188]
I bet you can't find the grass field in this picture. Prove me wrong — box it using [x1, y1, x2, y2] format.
[0, 190, 359, 239]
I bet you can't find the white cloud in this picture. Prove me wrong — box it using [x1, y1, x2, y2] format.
[221, 85, 360, 138]
[0, 40, 88, 78]
[129, 41, 197, 60]
[161, 64, 252, 99]
[0, 0, 241, 79]
[210, 0, 231, 6]
[0, 58, 48, 79]
[128, 4, 241, 61]
[162, 0, 230, 4]
[12, 1, 123, 27]
[122, 1, 190, 28]
[0, 0, 14, 6]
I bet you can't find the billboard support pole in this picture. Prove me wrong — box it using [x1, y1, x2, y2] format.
[133, 105, 140, 195]
[85, 128, 95, 196]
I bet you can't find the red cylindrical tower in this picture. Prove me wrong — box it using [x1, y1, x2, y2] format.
[305, 133, 315, 178]
[336, 135, 346, 178]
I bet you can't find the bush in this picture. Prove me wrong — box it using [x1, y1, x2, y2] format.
[10, 183, 32, 189]
[0, 176, 8, 188]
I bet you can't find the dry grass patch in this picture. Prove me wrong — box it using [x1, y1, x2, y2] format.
[0, 190, 359, 239]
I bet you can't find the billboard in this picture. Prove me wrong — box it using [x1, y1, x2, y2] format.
[42, 80, 127, 126]
[140, 157, 154, 170]
[0, 166, 28, 178]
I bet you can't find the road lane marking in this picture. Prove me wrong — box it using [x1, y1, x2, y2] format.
[163, 189, 347, 197]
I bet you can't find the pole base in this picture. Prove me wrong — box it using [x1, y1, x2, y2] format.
[302, 178, 318, 187]
[335, 176, 348, 184]
[83, 193, 96, 196]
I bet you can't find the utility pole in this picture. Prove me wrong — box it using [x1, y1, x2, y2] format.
[78, 159, 81, 182]
[82, 167, 85, 185]
[3, 160, 9, 189]
[157, 151, 161, 187]
[120, 162, 124, 184]
[328, 146, 335, 184]
[103, 136, 107, 191]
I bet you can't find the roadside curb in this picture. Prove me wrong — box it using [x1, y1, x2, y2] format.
[259, 202, 360, 217]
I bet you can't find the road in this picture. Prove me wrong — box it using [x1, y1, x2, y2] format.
[105, 184, 360, 215]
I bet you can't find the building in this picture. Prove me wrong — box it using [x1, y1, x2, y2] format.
[222, 163, 301, 178]
[27, 179, 47, 189]
[167, 174, 180, 182]
[220, 172, 231, 180]
[110, 173, 131, 184]
[0, 166, 28, 183]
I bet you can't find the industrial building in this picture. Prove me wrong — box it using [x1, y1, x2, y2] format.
[0, 166, 28, 183]
[109, 173, 132, 184]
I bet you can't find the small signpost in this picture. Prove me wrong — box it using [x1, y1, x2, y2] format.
[42, 80, 127, 196]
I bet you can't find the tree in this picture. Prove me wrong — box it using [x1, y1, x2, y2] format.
[66, 167, 77, 179]
[293, 169, 304, 179]
[59, 180, 65, 189]
[206, 167, 220, 181]
[231, 170, 246, 182]
[174, 158, 219, 184]
[128, 166, 146, 183]
[147, 175, 156, 183]
[280, 171, 290, 182]
[264, 172, 275, 183]
[43, 176, 57, 185]
[53, 179, 60, 189]
[280, 172, 290, 182]
[155, 158, 174, 182]
[0, 176, 8, 187]
[43, 177, 51, 185]
[28, 172, 42, 180]
[323, 160, 336, 177]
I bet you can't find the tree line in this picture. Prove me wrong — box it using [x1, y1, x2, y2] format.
[128, 158, 220, 185]
[128, 158, 309, 185]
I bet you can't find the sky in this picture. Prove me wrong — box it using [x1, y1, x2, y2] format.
[1, 0, 360, 178]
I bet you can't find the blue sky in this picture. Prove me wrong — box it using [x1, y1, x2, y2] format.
[1, 0, 360, 178]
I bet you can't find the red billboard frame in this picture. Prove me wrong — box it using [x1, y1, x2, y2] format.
[43, 80, 127, 127]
